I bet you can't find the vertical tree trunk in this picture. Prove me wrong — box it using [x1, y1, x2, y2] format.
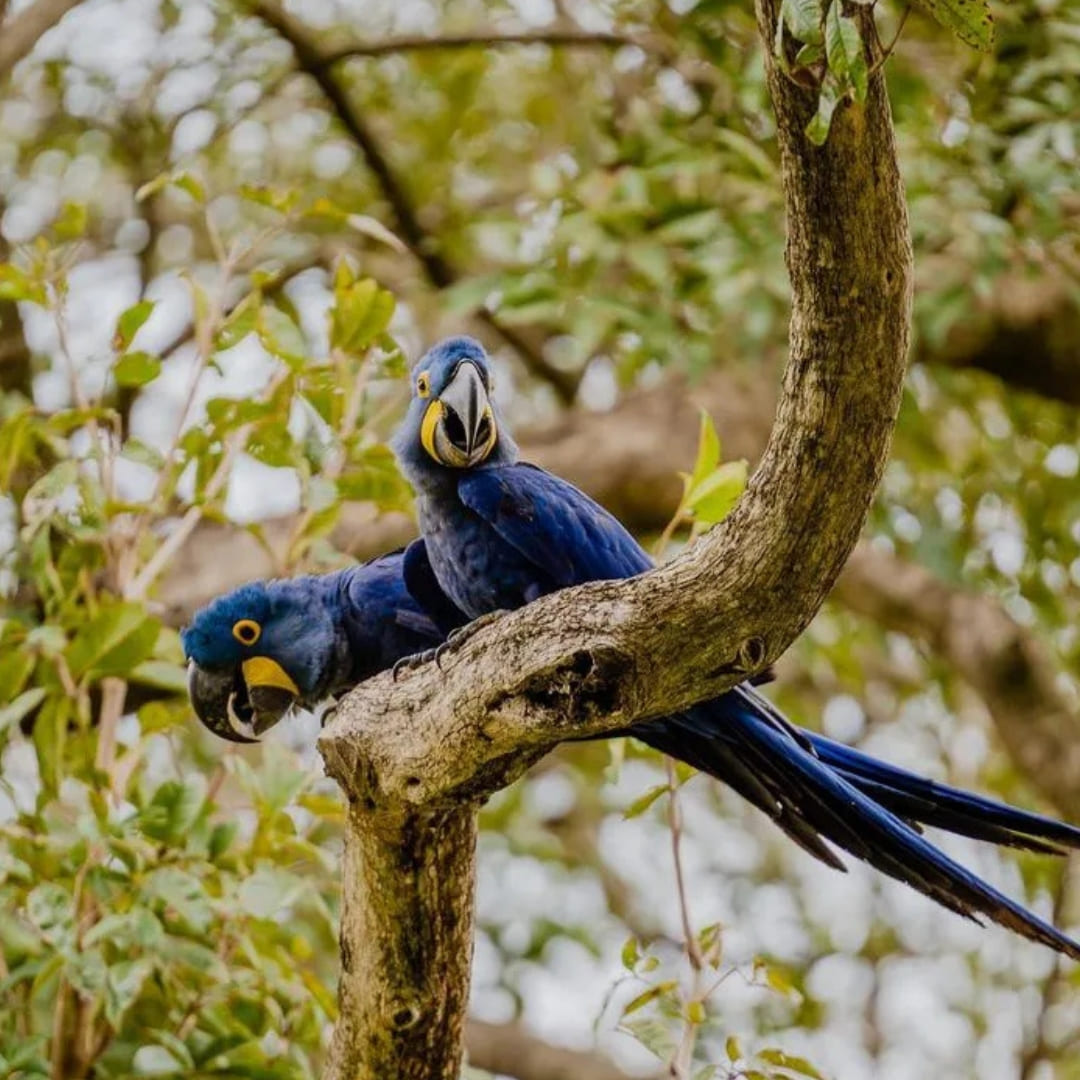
[320, 8, 913, 1079]
[323, 801, 478, 1080]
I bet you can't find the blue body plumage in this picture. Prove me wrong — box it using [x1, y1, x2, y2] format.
[390, 334, 1080, 960]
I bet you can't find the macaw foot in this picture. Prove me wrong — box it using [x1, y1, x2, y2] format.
[391, 610, 510, 681]
[391, 648, 439, 681]
[440, 609, 509, 656]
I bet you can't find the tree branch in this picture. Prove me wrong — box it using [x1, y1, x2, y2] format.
[248, 0, 578, 402]
[915, 269, 1080, 407]
[0, 0, 83, 83]
[0, 0, 86, 393]
[466, 1020, 651, 1080]
[161, 357, 1080, 823]
[316, 7, 912, 1075]
[317, 30, 634, 66]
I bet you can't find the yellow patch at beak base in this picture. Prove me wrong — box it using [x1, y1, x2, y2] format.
[420, 399, 446, 463]
[241, 656, 300, 696]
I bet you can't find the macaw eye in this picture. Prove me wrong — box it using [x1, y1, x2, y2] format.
[232, 619, 261, 645]
[416, 371, 431, 398]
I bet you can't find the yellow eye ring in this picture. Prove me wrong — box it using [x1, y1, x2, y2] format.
[416, 371, 431, 398]
[232, 619, 261, 646]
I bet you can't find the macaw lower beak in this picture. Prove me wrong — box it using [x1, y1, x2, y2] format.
[187, 658, 299, 743]
[423, 361, 497, 467]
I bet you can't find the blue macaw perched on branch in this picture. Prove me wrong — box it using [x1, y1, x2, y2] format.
[182, 553, 460, 743]
[184, 551, 1080, 862]
[386, 334, 1080, 959]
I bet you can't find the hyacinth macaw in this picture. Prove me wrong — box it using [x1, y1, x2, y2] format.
[182, 552, 460, 742]
[184, 550, 1080, 865]
[386, 334, 1080, 958]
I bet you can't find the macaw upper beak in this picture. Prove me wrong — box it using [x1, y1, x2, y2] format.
[423, 361, 497, 467]
[187, 658, 300, 743]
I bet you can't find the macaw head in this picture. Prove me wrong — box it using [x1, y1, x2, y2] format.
[392, 336, 517, 473]
[181, 579, 342, 743]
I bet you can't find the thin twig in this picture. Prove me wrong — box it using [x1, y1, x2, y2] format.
[868, 6, 911, 78]
[1019, 858, 1076, 1079]
[317, 29, 634, 66]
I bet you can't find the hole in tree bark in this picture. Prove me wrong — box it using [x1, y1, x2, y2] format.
[391, 1003, 421, 1029]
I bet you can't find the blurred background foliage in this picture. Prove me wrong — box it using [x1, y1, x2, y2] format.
[1, 0, 1079, 1078]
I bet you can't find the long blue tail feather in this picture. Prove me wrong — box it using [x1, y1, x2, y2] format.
[630, 685, 1080, 959]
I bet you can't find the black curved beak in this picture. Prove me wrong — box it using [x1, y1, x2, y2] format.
[438, 362, 494, 461]
[187, 662, 298, 743]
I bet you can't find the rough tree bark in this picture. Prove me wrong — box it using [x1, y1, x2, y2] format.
[316, 6, 912, 1078]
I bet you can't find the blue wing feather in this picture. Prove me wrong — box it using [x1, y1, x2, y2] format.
[458, 464, 653, 586]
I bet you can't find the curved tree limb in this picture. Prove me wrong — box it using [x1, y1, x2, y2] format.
[315, 7, 913, 1076]
[161, 358, 1080, 821]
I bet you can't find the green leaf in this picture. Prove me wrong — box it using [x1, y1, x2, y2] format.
[345, 213, 407, 253]
[143, 867, 212, 933]
[778, 0, 824, 47]
[239, 183, 296, 213]
[624, 783, 668, 819]
[121, 438, 167, 471]
[0, 264, 47, 305]
[764, 963, 800, 997]
[0, 687, 47, 736]
[910, 0, 994, 50]
[216, 294, 259, 351]
[32, 696, 69, 796]
[0, 649, 35, 703]
[805, 77, 842, 146]
[826, 1, 868, 103]
[114, 351, 162, 388]
[67, 948, 108, 997]
[208, 821, 238, 860]
[329, 276, 395, 354]
[758, 1048, 826, 1078]
[66, 603, 159, 678]
[84, 907, 163, 950]
[105, 958, 154, 1028]
[139, 776, 207, 844]
[173, 172, 205, 203]
[726, 1035, 742, 1061]
[621, 936, 640, 970]
[53, 202, 88, 241]
[129, 659, 188, 693]
[685, 460, 749, 525]
[621, 980, 678, 1016]
[257, 305, 308, 368]
[687, 410, 722, 495]
[237, 865, 306, 919]
[620, 1016, 678, 1060]
[26, 883, 73, 942]
[114, 300, 155, 351]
